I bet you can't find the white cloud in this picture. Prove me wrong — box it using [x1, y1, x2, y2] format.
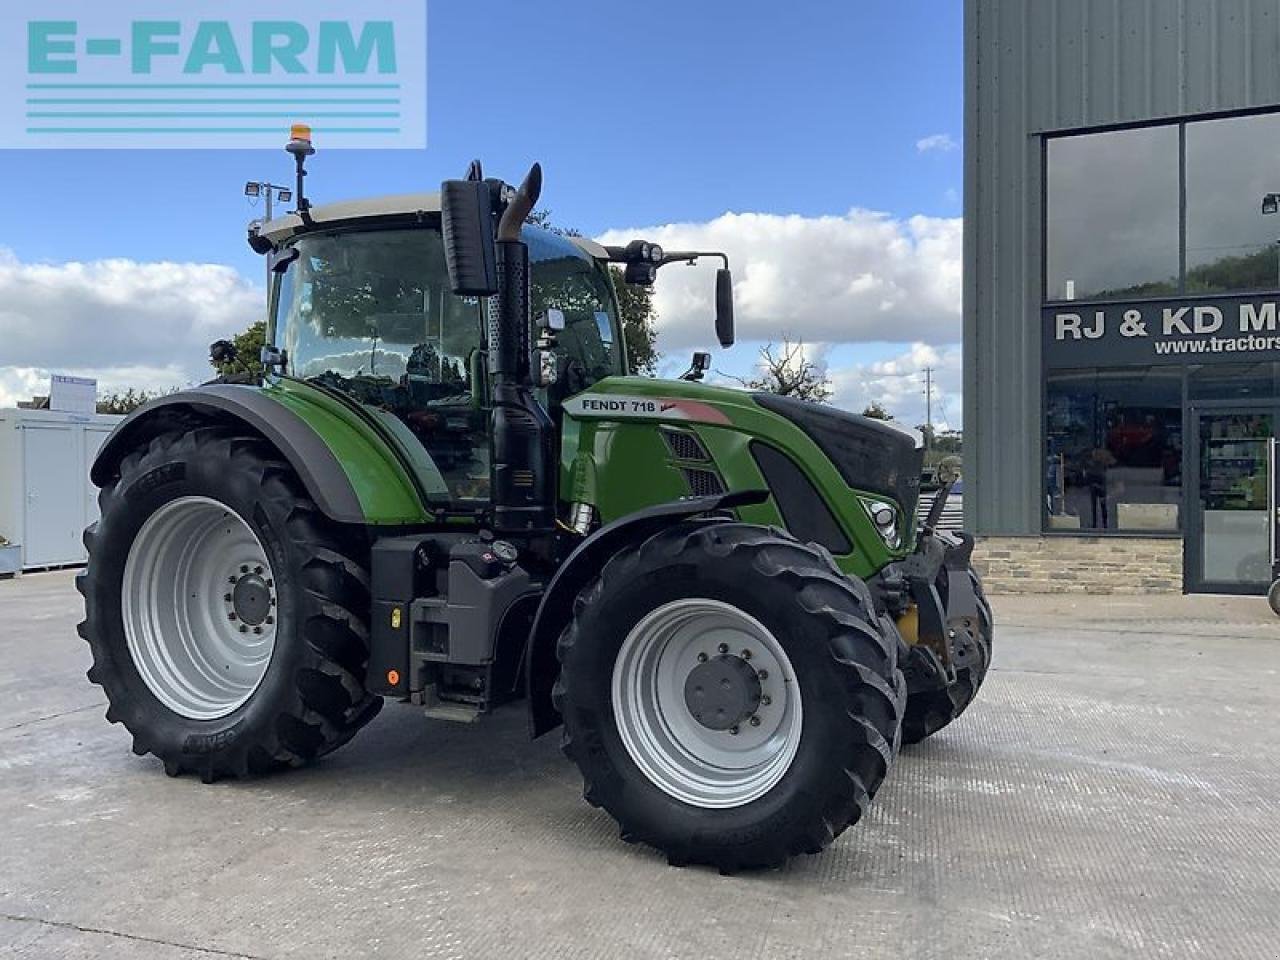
[598, 210, 961, 354]
[702, 338, 963, 428]
[916, 133, 958, 154]
[0, 249, 260, 408]
[828, 342, 963, 430]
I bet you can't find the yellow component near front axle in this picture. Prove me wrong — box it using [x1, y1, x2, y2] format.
[896, 605, 920, 645]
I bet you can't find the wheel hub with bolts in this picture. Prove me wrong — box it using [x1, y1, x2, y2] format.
[683, 654, 762, 731]
[612, 598, 803, 809]
[228, 569, 274, 628]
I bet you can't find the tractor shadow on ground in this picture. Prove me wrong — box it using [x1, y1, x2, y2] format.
[197, 698, 982, 886]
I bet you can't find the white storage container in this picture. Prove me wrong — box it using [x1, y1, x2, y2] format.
[0, 408, 123, 571]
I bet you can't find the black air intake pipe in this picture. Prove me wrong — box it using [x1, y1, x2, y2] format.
[488, 165, 555, 533]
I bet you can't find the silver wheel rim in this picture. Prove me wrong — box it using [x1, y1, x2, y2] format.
[122, 496, 278, 721]
[611, 598, 803, 809]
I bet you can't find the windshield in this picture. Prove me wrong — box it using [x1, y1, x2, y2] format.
[277, 228, 480, 387]
[273, 224, 624, 503]
[275, 226, 625, 387]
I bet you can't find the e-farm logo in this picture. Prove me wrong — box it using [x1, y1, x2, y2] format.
[1, 1, 426, 149]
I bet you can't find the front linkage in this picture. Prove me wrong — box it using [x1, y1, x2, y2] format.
[871, 486, 994, 744]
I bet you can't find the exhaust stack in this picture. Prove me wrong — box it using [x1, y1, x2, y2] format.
[488, 165, 555, 533]
[440, 161, 555, 534]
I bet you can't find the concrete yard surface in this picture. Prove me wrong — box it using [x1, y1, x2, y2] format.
[2, 571, 1278, 959]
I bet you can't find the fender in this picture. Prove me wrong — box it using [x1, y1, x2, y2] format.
[90, 383, 426, 525]
[524, 489, 768, 738]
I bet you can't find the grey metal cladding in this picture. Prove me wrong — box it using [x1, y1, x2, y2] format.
[964, 0, 1280, 535]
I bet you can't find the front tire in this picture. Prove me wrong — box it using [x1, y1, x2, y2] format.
[78, 429, 381, 781]
[554, 522, 905, 871]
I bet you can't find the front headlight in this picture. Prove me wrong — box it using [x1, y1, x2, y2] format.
[860, 497, 902, 549]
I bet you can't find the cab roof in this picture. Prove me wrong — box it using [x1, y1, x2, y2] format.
[257, 192, 609, 260]
[259, 192, 442, 246]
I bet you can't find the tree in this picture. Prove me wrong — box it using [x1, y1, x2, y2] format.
[915, 423, 963, 467]
[608, 267, 659, 375]
[97, 389, 161, 415]
[861, 401, 892, 420]
[934, 429, 963, 455]
[209, 321, 266, 380]
[529, 209, 660, 375]
[731, 339, 832, 403]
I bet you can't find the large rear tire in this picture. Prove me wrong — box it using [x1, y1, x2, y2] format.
[554, 522, 905, 871]
[900, 565, 993, 745]
[78, 429, 381, 781]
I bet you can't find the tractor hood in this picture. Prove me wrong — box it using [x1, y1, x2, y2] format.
[560, 377, 924, 518]
[750, 392, 924, 518]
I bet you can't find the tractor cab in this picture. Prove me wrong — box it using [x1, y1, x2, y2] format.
[260, 199, 624, 504]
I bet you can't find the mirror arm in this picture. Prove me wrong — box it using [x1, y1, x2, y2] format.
[657, 251, 730, 271]
[601, 246, 731, 273]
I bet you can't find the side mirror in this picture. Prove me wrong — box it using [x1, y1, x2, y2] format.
[540, 308, 566, 332]
[715, 268, 735, 348]
[440, 179, 499, 296]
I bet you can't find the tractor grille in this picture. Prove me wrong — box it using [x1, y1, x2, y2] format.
[663, 429, 711, 462]
[682, 467, 725, 497]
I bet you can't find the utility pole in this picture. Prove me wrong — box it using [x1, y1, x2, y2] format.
[922, 366, 934, 455]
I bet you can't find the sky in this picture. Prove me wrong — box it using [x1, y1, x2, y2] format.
[0, 0, 965, 428]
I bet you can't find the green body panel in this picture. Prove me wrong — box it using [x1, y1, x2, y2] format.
[256, 372, 909, 574]
[559, 377, 912, 579]
[263, 378, 433, 524]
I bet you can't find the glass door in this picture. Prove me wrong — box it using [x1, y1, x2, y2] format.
[1189, 410, 1275, 593]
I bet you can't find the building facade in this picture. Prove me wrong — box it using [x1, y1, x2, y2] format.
[965, 0, 1280, 594]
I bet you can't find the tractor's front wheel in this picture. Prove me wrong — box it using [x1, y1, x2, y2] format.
[78, 429, 381, 781]
[554, 522, 905, 871]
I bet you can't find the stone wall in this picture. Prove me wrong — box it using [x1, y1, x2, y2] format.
[974, 536, 1183, 594]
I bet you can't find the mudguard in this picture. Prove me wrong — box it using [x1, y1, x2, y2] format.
[91, 384, 396, 525]
[524, 489, 768, 738]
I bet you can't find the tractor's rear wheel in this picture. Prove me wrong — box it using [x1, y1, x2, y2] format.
[78, 429, 381, 781]
[900, 566, 993, 745]
[554, 522, 905, 871]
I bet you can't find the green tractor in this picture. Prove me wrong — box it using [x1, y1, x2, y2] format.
[79, 142, 991, 871]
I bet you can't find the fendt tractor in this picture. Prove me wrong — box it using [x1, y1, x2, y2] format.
[79, 129, 991, 871]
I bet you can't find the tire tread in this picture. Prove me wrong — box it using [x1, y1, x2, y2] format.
[78, 428, 381, 781]
[556, 521, 906, 871]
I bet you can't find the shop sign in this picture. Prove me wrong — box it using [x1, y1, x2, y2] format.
[1043, 294, 1280, 368]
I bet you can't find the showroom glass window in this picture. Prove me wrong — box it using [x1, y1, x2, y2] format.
[1047, 126, 1180, 302]
[1185, 112, 1280, 294]
[1045, 368, 1183, 532]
